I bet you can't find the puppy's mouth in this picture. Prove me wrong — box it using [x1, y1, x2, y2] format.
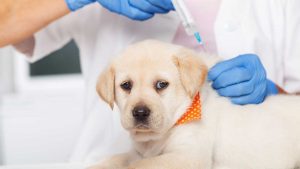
[134, 123, 151, 132]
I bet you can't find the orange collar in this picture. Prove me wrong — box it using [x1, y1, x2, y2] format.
[175, 92, 201, 126]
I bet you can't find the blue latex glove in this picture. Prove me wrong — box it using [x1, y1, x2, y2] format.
[129, 0, 175, 13]
[65, 0, 96, 11]
[208, 54, 278, 105]
[98, 0, 174, 20]
[65, 0, 174, 20]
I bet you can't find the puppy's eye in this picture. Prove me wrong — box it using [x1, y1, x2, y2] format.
[120, 81, 132, 91]
[155, 81, 169, 91]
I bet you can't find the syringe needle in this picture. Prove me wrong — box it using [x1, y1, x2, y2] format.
[194, 32, 202, 44]
[173, 0, 203, 44]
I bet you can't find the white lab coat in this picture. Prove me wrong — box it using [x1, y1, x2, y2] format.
[25, 0, 300, 163]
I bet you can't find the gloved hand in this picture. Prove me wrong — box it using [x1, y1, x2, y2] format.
[65, 0, 96, 11]
[97, 0, 174, 21]
[65, 0, 174, 21]
[208, 54, 278, 105]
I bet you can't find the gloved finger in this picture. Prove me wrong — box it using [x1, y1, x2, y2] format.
[146, 0, 175, 11]
[208, 55, 251, 81]
[123, 6, 154, 21]
[66, 0, 96, 11]
[212, 67, 252, 89]
[216, 81, 254, 97]
[97, 0, 154, 21]
[266, 80, 279, 95]
[230, 85, 266, 105]
[129, 0, 168, 14]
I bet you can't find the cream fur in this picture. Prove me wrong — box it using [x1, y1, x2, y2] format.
[92, 40, 300, 169]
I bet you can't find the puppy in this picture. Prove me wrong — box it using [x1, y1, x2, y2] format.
[91, 40, 300, 169]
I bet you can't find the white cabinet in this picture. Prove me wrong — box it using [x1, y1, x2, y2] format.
[0, 90, 84, 165]
[0, 41, 85, 165]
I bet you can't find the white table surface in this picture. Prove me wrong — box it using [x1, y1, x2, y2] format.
[0, 163, 87, 169]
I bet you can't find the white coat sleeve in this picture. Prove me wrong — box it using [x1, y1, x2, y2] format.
[27, 12, 79, 63]
[283, 0, 300, 93]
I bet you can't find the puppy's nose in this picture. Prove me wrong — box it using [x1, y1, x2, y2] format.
[132, 106, 151, 121]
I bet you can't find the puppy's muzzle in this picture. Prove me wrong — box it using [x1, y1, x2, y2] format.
[132, 105, 151, 123]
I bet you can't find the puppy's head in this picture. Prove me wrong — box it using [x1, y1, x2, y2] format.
[97, 40, 207, 142]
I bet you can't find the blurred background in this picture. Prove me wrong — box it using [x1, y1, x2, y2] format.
[0, 41, 85, 165]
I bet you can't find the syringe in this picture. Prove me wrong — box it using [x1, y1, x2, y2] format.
[172, 0, 203, 44]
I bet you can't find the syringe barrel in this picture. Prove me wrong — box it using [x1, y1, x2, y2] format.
[182, 22, 198, 36]
[172, 0, 197, 35]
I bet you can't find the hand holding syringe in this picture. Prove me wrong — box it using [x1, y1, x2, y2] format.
[172, 0, 203, 45]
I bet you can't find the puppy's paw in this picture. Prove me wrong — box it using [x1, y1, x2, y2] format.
[87, 165, 105, 169]
[87, 164, 112, 169]
[88, 164, 126, 169]
[127, 167, 150, 169]
[127, 165, 149, 169]
[87, 153, 131, 169]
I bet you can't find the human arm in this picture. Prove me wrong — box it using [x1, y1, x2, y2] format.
[208, 54, 279, 105]
[0, 0, 174, 48]
[0, 0, 71, 47]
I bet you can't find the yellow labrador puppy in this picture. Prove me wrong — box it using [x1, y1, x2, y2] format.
[91, 40, 300, 169]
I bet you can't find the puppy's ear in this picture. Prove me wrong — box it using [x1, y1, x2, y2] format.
[96, 65, 115, 109]
[173, 49, 208, 98]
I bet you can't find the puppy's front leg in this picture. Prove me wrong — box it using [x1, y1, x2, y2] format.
[89, 152, 140, 169]
[128, 153, 211, 169]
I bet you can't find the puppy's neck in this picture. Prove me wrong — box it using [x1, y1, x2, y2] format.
[133, 132, 171, 158]
[172, 97, 194, 126]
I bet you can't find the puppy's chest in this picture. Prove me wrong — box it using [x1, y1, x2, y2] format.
[134, 140, 167, 158]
